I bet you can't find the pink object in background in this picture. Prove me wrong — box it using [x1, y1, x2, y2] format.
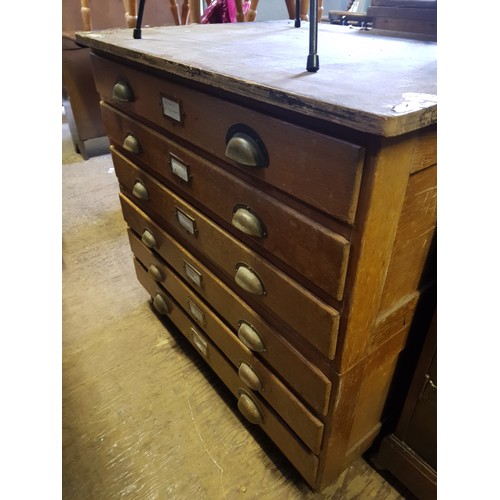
[201, 0, 249, 23]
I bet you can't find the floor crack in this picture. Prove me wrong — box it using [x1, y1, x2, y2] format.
[184, 375, 225, 498]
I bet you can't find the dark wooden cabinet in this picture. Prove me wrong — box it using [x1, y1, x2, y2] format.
[368, 0, 437, 36]
[78, 21, 436, 492]
[374, 312, 437, 499]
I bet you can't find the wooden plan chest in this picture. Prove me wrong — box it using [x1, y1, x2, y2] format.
[78, 20, 437, 491]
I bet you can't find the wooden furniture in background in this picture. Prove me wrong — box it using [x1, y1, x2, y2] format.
[374, 312, 437, 499]
[62, 0, 181, 158]
[78, 21, 436, 491]
[123, 0, 137, 27]
[284, 0, 324, 21]
[179, 0, 200, 24]
[367, 0, 437, 36]
[329, 0, 373, 27]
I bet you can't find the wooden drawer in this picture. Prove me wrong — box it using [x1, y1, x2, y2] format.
[113, 152, 341, 359]
[133, 261, 319, 485]
[121, 195, 332, 415]
[132, 251, 324, 454]
[92, 54, 364, 223]
[102, 103, 350, 300]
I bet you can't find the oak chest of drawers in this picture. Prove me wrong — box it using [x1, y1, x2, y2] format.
[78, 21, 437, 491]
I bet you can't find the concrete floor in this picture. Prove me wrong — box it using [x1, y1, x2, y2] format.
[62, 112, 410, 499]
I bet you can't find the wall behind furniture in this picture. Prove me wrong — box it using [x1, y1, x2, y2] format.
[256, 0, 350, 21]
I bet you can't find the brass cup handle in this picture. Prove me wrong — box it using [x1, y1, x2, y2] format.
[141, 229, 157, 249]
[148, 264, 163, 282]
[132, 181, 149, 200]
[237, 321, 265, 353]
[238, 362, 263, 392]
[225, 131, 268, 168]
[123, 134, 142, 154]
[231, 206, 266, 238]
[234, 264, 265, 296]
[112, 81, 134, 102]
[237, 391, 263, 425]
[152, 294, 169, 315]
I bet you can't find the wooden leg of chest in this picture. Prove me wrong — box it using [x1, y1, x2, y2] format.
[315, 133, 435, 490]
[316, 329, 416, 490]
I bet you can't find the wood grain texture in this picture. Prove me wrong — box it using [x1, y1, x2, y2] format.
[129, 251, 325, 455]
[379, 164, 437, 312]
[371, 292, 420, 352]
[67, 23, 437, 491]
[134, 261, 320, 485]
[62, 104, 408, 500]
[315, 329, 411, 490]
[62, 47, 105, 142]
[77, 21, 436, 137]
[120, 196, 333, 415]
[411, 126, 436, 173]
[372, 16, 437, 35]
[100, 103, 352, 302]
[112, 149, 342, 358]
[375, 434, 437, 499]
[368, 6, 437, 19]
[333, 134, 417, 373]
[92, 56, 365, 224]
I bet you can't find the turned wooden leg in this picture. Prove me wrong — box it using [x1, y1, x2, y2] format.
[284, 0, 322, 22]
[180, 0, 190, 24]
[168, 0, 181, 25]
[284, 0, 308, 20]
[123, 0, 137, 28]
[234, 0, 245, 22]
[301, 0, 309, 20]
[81, 0, 91, 30]
[188, 0, 201, 23]
[246, 0, 260, 21]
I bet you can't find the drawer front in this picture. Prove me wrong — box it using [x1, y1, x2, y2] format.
[134, 262, 319, 484]
[132, 253, 324, 454]
[121, 196, 332, 415]
[102, 103, 350, 300]
[92, 54, 364, 223]
[113, 152, 341, 359]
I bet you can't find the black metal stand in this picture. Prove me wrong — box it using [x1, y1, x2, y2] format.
[133, 0, 319, 72]
[133, 0, 146, 39]
[306, 0, 319, 72]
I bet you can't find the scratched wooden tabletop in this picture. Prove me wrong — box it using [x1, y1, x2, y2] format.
[77, 20, 437, 137]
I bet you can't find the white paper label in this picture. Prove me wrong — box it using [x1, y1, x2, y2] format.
[191, 328, 208, 357]
[188, 298, 205, 326]
[184, 261, 203, 288]
[162, 96, 182, 122]
[170, 156, 190, 183]
[176, 209, 197, 235]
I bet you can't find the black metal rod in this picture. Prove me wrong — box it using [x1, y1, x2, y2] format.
[306, 0, 319, 72]
[295, 0, 301, 27]
[133, 0, 147, 39]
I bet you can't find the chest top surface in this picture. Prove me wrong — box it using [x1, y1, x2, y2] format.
[77, 20, 436, 137]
